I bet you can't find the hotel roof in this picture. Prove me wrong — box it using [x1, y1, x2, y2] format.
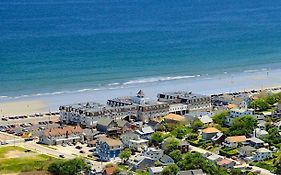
[202, 127, 220, 134]
[159, 91, 209, 99]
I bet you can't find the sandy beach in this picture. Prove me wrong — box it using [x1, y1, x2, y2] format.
[0, 100, 47, 117]
[0, 68, 281, 114]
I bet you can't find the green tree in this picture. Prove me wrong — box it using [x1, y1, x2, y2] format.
[249, 99, 270, 111]
[274, 154, 281, 174]
[228, 115, 257, 136]
[177, 152, 227, 175]
[170, 125, 192, 139]
[48, 158, 90, 175]
[191, 119, 204, 131]
[162, 164, 179, 175]
[212, 111, 228, 125]
[169, 150, 182, 163]
[230, 168, 242, 175]
[151, 131, 166, 145]
[119, 148, 132, 163]
[163, 137, 180, 154]
[266, 95, 278, 105]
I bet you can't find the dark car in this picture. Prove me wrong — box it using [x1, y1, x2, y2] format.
[75, 146, 82, 149]
[59, 155, 65, 158]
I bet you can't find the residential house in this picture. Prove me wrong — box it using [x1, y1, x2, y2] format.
[135, 126, 154, 139]
[272, 103, 281, 118]
[223, 136, 247, 148]
[148, 167, 164, 175]
[120, 132, 148, 151]
[199, 115, 213, 125]
[216, 159, 236, 169]
[205, 153, 222, 162]
[238, 146, 256, 157]
[178, 141, 189, 153]
[201, 127, 221, 140]
[128, 155, 155, 171]
[164, 113, 186, 125]
[211, 132, 226, 144]
[177, 169, 206, 175]
[95, 137, 123, 161]
[103, 166, 117, 175]
[247, 137, 264, 148]
[96, 118, 129, 136]
[143, 147, 164, 160]
[226, 108, 254, 125]
[254, 128, 268, 138]
[143, 147, 174, 165]
[252, 148, 272, 161]
[159, 154, 175, 165]
[39, 125, 84, 145]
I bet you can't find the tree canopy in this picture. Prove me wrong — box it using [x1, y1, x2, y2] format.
[151, 131, 166, 145]
[212, 111, 229, 126]
[191, 119, 204, 131]
[162, 164, 179, 175]
[119, 148, 132, 162]
[48, 158, 90, 175]
[163, 137, 180, 154]
[169, 150, 182, 162]
[176, 152, 227, 175]
[227, 115, 257, 136]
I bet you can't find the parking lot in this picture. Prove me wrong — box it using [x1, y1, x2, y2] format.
[0, 113, 60, 142]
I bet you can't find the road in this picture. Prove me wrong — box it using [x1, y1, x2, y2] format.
[189, 145, 276, 175]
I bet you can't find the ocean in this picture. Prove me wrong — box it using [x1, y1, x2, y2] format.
[1, 0, 281, 99]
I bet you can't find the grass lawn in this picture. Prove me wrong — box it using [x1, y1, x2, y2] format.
[253, 159, 276, 172]
[0, 146, 58, 174]
[0, 146, 25, 158]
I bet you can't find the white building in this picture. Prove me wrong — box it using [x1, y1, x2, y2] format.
[168, 103, 188, 115]
[143, 148, 164, 160]
[59, 102, 137, 128]
[148, 167, 164, 175]
[39, 126, 84, 145]
[226, 108, 254, 124]
[252, 148, 272, 161]
[157, 91, 211, 111]
[120, 132, 148, 151]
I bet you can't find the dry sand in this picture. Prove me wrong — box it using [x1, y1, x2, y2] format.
[0, 100, 47, 117]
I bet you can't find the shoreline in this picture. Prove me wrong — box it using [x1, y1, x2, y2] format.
[1, 68, 281, 114]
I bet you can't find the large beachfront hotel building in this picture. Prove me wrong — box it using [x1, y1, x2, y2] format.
[157, 91, 211, 112]
[59, 90, 209, 128]
[59, 102, 137, 128]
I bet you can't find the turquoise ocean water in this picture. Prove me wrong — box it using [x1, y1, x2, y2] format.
[1, 0, 281, 98]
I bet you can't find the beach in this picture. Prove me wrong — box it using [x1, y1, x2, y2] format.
[0, 100, 47, 117]
[1, 68, 281, 115]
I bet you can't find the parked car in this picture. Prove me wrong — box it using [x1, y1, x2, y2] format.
[75, 146, 82, 149]
[59, 155, 65, 158]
